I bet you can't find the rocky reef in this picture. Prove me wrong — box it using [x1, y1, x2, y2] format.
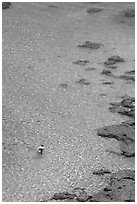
[49, 169, 135, 202]
[98, 120, 135, 158]
[109, 96, 135, 118]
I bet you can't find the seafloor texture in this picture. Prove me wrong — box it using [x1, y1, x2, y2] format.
[2, 2, 135, 202]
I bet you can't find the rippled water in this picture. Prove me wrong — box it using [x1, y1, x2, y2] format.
[2, 2, 135, 201]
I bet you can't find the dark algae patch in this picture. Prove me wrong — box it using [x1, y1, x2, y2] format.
[73, 60, 90, 66]
[2, 2, 11, 10]
[87, 7, 103, 14]
[78, 41, 102, 50]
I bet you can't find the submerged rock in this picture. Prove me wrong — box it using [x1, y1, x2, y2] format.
[51, 192, 76, 201]
[93, 168, 111, 175]
[104, 60, 116, 66]
[75, 78, 90, 85]
[109, 96, 135, 118]
[113, 8, 135, 26]
[87, 7, 103, 14]
[2, 2, 11, 10]
[73, 188, 89, 202]
[90, 169, 135, 202]
[47, 4, 58, 8]
[107, 65, 118, 69]
[49, 188, 89, 202]
[49, 170, 135, 202]
[108, 56, 125, 62]
[73, 60, 90, 66]
[122, 9, 135, 18]
[119, 74, 135, 82]
[103, 81, 114, 85]
[110, 169, 135, 182]
[125, 70, 135, 75]
[85, 67, 96, 71]
[97, 120, 135, 158]
[104, 55, 124, 66]
[121, 96, 135, 108]
[101, 70, 113, 76]
[59, 83, 68, 88]
[78, 41, 102, 50]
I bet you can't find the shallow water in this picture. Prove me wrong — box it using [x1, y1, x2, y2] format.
[2, 2, 135, 201]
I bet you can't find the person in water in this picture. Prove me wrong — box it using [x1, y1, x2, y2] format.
[38, 145, 44, 155]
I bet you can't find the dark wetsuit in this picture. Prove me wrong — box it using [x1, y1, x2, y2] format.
[38, 145, 44, 154]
